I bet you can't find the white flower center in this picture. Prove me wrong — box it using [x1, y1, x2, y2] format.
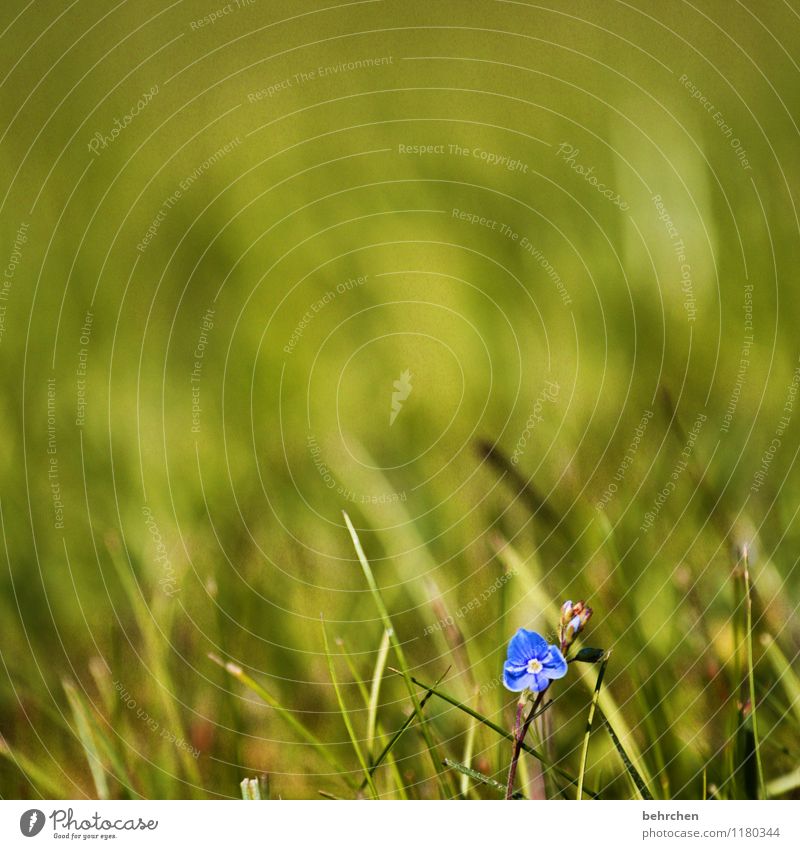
[526, 658, 543, 674]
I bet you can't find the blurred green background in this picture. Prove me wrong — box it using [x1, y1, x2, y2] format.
[1, 0, 799, 799]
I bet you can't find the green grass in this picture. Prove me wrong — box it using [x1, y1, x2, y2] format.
[1, 0, 799, 800]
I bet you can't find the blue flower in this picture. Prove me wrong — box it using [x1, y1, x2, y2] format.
[503, 628, 568, 692]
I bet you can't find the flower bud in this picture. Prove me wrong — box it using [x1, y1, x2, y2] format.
[559, 599, 592, 651]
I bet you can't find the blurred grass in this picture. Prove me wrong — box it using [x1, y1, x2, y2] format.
[1, 0, 799, 799]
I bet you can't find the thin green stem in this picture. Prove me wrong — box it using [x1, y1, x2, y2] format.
[505, 690, 545, 800]
[577, 656, 608, 799]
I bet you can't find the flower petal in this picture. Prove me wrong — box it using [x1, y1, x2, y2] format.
[541, 645, 568, 679]
[503, 662, 535, 692]
[506, 628, 548, 665]
[528, 671, 551, 692]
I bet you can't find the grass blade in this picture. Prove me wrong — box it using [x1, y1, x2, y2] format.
[208, 653, 355, 787]
[321, 618, 378, 799]
[459, 715, 477, 798]
[360, 668, 446, 792]
[63, 679, 110, 800]
[333, 637, 371, 705]
[759, 634, 800, 726]
[743, 548, 766, 799]
[577, 654, 609, 800]
[104, 534, 201, 788]
[343, 511, 453, 797]
[0, 735, 71, 798]
[730, 555, 747, 798]
[367, 628, 392, 759]
[60, 666, 137, 797]
[333, 635, 407, 797]
[600, 710, 654, 800]
[443, 758, 523, 799]
[766, 767, 800, 798]
[476, 440, 564, 535]
[334, 453, 466, 683]
[399, 671, 598, 797]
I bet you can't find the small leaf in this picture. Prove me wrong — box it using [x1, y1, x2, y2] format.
[572, 648, 606, 664]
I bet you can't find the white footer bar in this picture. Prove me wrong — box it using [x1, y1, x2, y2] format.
[1, 800, 797, 848]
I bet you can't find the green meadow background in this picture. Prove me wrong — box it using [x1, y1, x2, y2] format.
[0, 0, 798, 799]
